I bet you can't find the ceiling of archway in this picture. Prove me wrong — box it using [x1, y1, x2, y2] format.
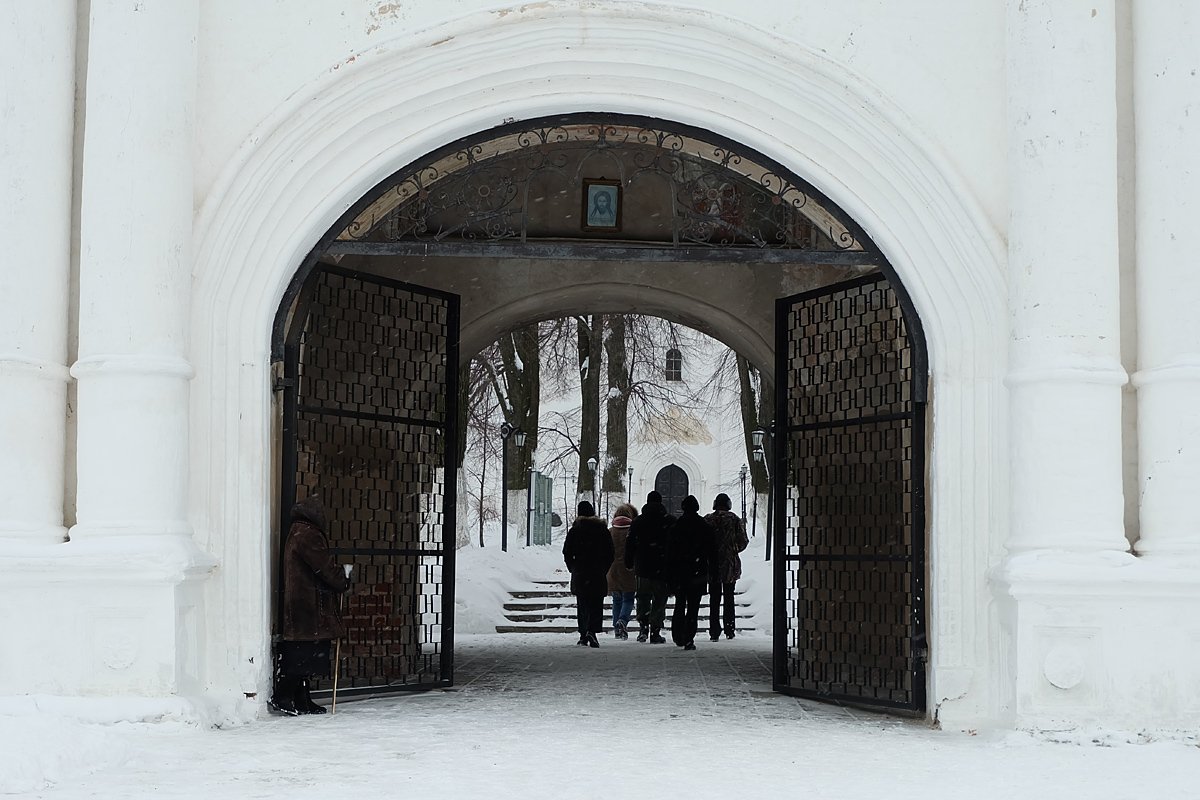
[332, 121, 869, 255]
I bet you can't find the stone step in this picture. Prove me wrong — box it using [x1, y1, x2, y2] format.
[499, 577, 761, 635]
[503, 601, 752, 612]
[494, 624, 757, 634]
[504, 612, 756, 623]
[507, 590, 747, 599]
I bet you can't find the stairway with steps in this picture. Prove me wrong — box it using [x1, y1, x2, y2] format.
[495, 579, 758, 634]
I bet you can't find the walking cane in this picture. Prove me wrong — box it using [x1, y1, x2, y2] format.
[332, 563, 352, 714]
[332, 592, 343, 714]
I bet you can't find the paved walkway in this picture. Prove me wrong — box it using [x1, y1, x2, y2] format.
[453, 630, 871, 725]
[23, 633, 1199, 799]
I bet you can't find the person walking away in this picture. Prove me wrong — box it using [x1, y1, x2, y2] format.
[667, 495, 714, 651]
[563, 501, 614, 648]
[273, 497, 351, 715]
[703, 493, 749, 641]
[606, 503, 638, 640]
[625, 491, 675, 643]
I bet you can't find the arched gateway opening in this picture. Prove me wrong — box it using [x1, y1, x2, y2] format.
[271, 115, 928, 712]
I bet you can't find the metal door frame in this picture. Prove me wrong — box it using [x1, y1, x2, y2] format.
[277, 263, 459, 695]
[772, 272, 928, 712]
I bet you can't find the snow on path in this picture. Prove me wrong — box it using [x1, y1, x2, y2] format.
[10, 633, 1197, 799]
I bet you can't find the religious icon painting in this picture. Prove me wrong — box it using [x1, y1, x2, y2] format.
[582, 178, 622, 232]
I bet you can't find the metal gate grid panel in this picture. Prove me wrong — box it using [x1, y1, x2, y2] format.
[282, 265, 458, 696]
[774, 273, 926, 711]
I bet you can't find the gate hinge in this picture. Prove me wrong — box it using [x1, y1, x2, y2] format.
[912, 631, 929, 666]
[273, 376, 295, 393]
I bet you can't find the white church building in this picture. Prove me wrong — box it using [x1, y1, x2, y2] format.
[3, 1, 1199, 734]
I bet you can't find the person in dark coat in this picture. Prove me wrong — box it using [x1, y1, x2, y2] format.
[667, 495, 715, 650]
[606, 503, 638, 640]
[562, 501, 615, 648]
[704, 493, 750, 641]
[273, 497, 351, 715]
[625, 490, 674, 643]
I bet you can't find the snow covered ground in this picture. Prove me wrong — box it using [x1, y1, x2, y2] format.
[3, 535, 1198, 797]
[4, 633, 1198, 799]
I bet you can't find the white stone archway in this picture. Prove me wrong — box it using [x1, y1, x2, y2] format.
[191, 5, 1006, 725]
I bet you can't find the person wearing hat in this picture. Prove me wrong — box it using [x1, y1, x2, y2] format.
[562, 501, 614, 648]
[273, 497, 351, 715]
[666, 495, 715, 650]
[704, 493, 750, 641]
[606, 503, 639, 640]
[624, 490, 675, 643]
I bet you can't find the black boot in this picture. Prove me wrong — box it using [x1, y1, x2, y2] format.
[586, 632, 600, 648]
[269, 676, 301, 716]
[650, 629, 666, 644]
[636, 622, 649, 643]
[295, 678, 327, 715]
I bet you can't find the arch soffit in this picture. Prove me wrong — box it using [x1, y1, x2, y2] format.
[460, 282, 773, 376]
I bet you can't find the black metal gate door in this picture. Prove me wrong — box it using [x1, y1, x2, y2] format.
[654, 464, 689, 515]
[773, 273, 927, 712]
[280, 264, 459, 696]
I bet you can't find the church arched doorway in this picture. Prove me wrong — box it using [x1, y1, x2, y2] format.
[273, 114, 928, 712]
[653, 464, 690, 516]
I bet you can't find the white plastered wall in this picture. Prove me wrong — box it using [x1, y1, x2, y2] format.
[190, 4, 1007, 726]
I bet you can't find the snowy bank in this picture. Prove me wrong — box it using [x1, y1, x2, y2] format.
[454, 523, 569, 634]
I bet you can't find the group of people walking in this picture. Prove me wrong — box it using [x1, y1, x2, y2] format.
[562, 490, 750, 650]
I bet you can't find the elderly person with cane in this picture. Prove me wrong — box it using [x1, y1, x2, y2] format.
[271, 497, 351, 715]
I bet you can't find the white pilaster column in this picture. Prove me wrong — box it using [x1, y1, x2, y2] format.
[1132, 2, 1200, 561]
[1004, 0, 1129, 555]
[0, 3, 75, 544]
[71, 0, 199, 547]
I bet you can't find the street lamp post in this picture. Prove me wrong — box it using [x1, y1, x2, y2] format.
[752, 446, 764, 544]
[627, 466, 633, 503]
[586, 456, 598, 509]
[500, 422, 526, 552]
[739, 463, 748, 527]
[753, 426, 772, 561]
[526, 465, 536, 548]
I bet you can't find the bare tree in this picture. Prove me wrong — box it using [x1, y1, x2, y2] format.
[601, 314, 630, 499]
[477, 323, 541, 490]
[462, 314, 763, 534]
[576, 314, 603, 502]
[737, 353, 771, 495]
[459, 359, 501, 547]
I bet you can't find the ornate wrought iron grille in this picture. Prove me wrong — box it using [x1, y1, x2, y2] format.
[773, 273, 927, 711]
[328, 120, 867, 257]
[279, 265, 458, 696]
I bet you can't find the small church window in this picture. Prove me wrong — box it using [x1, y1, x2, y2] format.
[665, 348, 683, 381]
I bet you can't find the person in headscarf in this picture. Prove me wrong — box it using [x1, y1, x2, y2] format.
[562, 501, 614, 648]
[703, 493, 749, 640]
[606, 503, 639, 640]
[272, 497, 351, 715]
